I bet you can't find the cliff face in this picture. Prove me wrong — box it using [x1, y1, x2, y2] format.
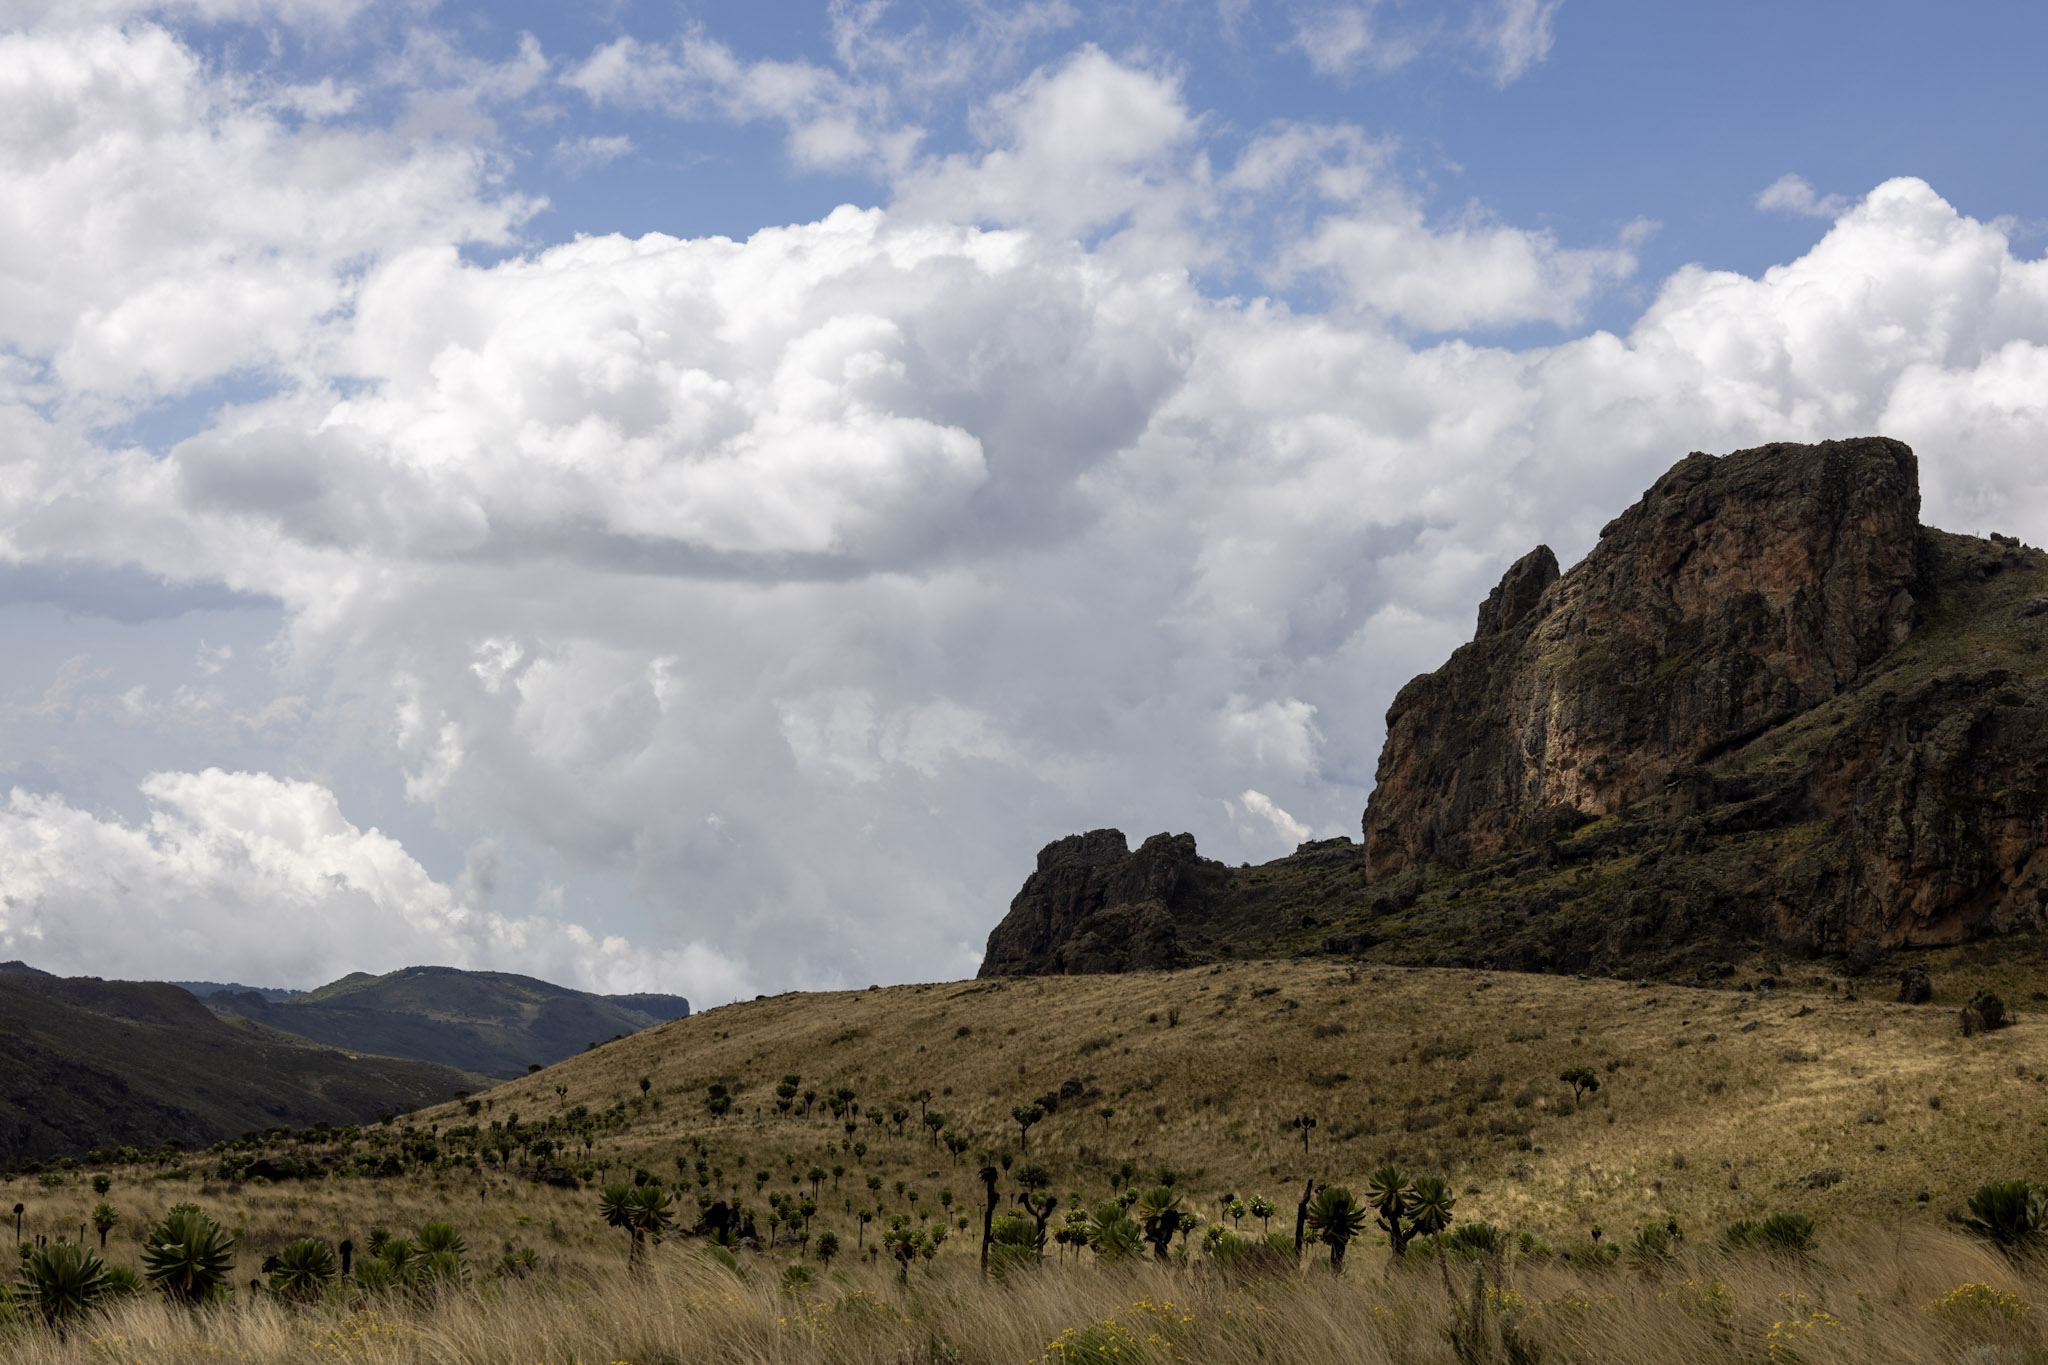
[978, 830, 1225, 976]
[980, 437, 2048, 980]
[1363, 438, 1922, 880]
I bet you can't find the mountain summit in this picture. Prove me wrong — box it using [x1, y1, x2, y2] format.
[980, 438, 2048, 978]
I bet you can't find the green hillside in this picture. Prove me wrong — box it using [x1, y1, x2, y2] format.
[204, 965, 690, 1078]
[0, 966, 481, 1165]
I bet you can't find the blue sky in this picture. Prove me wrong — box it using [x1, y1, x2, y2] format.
[1, 0, 2045, 1003]
[423, 1, 2048, 305]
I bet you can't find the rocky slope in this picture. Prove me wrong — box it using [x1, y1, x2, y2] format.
[980, 438, 2048, 980]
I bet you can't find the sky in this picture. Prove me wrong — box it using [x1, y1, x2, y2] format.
[1, 0, 2046, 1005]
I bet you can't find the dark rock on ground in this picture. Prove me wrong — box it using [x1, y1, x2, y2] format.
[1897, 965, 1933, 1004]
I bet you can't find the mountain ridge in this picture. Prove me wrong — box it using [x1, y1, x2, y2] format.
[0, 969, 480, 1166]
[199, 965, 691, 1078]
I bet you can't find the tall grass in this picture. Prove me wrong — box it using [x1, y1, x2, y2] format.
[5, 1221, 2042, 1364]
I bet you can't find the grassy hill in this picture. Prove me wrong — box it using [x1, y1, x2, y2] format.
[10, 960, 2048, 1364]
[202, 965, 690, 1079]
[397, 958, 2048, 1240]
[0, 968, 482, 1165]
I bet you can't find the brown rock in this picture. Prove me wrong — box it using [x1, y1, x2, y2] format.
[1364, 438, 1920, 879]
[978, 830, 1225, 976]
[979, 436, 2048, 980]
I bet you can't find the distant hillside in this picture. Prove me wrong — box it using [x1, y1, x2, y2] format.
[0, 967, 479, 1165]
[202, 966, 690, 1079]
[171, 980, 304, 1003]
[983, 439, 2048, 983]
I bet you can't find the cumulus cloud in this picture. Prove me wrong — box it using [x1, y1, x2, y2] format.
[0, 20, 529, 413]
[5, 10, 2048, 1008]
[0, 769, 742, 995]
[1282, 197, 1647, 330]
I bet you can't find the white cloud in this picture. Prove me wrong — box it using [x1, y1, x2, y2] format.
[0, 769, 743, 996]
[1756, 173, 1851, 220]
[0, 20, 530, 413]
[5, 11, 2048, 1006]
[1233, 788, 1312, 847]
[1283, 197, 1645, 330]
[892, 46, 1202, 248]
[1288, 4, 1426, 79]
[564, 31, 918, 175]
[1472, 0, 1562, 86]
[550, 133, 634, 177]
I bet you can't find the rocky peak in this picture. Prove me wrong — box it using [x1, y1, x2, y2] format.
[1363, 438, 1921, 879]
[1475, 545, 1559, 638]
[979, 829, 1226, 976]
[981, 435, 2048, 980]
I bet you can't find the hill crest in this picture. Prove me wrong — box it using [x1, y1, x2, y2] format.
[202, 965, 690, 1078]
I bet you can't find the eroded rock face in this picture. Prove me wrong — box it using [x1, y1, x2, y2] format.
[980, 436, 2048, 979]
[978, 829, 1227, 976]
[1364, 438, 1922, 879]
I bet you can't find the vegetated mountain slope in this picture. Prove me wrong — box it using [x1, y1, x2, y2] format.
[203, 966, 690, 1079]
[980, 438, 2048, 983]
[172, 981, 304, 1002]
[409, 962, 2048, 1242]
[0, 967, 480, 1165]
[15, 973, 2048, 1365]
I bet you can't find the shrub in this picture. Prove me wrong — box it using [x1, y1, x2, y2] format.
[1134, 1185, 1189, 1262]
[1958, 1179, 2048, 1251]
[14, 1241, 112, 1329]
[988, 1212, 1041, 1278]
[1209, 1230, 1292, 1278]
[1960, 990, 2010, 1035]
[1304, 1187, 1369, 1271]
[267, 1238, 337, 1301]
[1561, 1239, 1619, 1268]
[142, 1204, 235, 1306]
[1922, 1281, 2031, 1323]
[1725, 1212, 1815, 1254]
[1083, 1200, 1144, 1262]
[1629, 1219, 1683, 1262]
[1442, 1221, 1509, 1260]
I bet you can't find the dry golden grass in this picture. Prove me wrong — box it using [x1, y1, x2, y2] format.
[5, 1220, 2048, 1364]
[9, 962, 2048, 1361]
[436, 962, 2048, 1243]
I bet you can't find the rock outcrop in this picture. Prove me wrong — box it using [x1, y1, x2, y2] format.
[1363, 438, 1921, 879]
[978, 830, 1226, 976]
[981, 437, 2048, 979]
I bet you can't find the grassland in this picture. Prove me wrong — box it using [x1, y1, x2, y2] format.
[7, 1225, 2048, 1365]
[7, 962, 2048, 1361]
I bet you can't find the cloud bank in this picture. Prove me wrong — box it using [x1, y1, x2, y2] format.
[3, 11, 2047, 1002]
